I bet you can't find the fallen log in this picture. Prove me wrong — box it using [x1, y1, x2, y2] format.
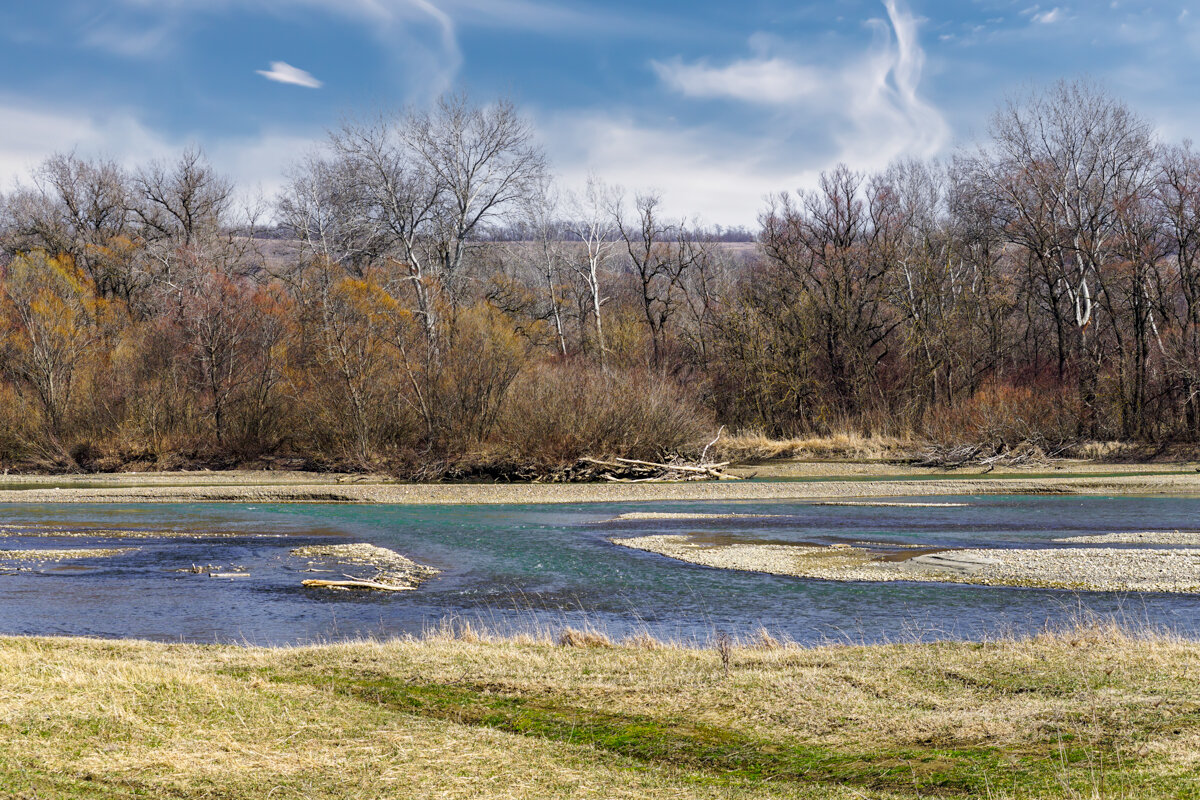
[613, 458, 731, 473]
[577, 454, 740, 482]
[301, 578, 413, 592]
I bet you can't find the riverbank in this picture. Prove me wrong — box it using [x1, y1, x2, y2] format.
[1, 625, 1196, 799]
[1, 462, 1200, 503]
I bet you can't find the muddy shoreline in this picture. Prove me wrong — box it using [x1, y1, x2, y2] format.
[0, 466, 1199, 503]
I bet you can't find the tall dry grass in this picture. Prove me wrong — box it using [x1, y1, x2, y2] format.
[715, 430, 917, 462]
[0, 621, 1196, 798]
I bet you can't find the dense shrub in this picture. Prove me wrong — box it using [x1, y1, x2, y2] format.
[498, 363, 712, 467]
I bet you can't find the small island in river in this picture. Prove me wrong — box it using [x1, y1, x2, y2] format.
[612, 533, 1200, 593]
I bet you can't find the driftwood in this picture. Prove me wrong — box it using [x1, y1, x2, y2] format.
[301, 574, 414, 592]
[573, 453, 739, 483]
[521, 429, 742, 483]
[916, 441, 1063, 470]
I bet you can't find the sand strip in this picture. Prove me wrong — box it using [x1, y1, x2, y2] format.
[608, 512, 782, 521]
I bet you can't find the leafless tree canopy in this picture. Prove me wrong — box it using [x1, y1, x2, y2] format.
[0, 83, 1199, 475]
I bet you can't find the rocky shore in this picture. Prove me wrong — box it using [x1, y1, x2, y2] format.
[1054, 531, 1200, 545]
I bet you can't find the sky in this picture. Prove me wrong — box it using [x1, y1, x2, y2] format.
[0, 0, 1198, 227]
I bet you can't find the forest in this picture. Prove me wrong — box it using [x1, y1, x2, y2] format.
[2, 79, 1199, 475]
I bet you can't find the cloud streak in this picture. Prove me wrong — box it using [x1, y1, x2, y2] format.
[256, 61, 323, 88]
[552, 0, 949, 225]
[652, 57, 822, 104]
[1032, 8, 1062, 24]
[650, 0, 947, 165]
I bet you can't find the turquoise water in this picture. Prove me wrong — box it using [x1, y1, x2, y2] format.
[0, 495, 1198, 645]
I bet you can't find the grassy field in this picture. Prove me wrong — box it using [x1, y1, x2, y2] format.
[2, 624, 1199, 799]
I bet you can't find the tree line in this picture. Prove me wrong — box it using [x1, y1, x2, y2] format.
[1, 81, 1198, 473]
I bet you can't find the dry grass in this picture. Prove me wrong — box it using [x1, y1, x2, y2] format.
[0, 626, 1198, 798]
[556, 627, 615, 648]
[717, 431, 918, 463]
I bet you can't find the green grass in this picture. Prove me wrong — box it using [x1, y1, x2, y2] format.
[1, 626, 1200, 798]
[251, 669, 1009, 795]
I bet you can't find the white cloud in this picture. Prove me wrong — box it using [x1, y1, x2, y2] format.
[1032, 8, 1063, 24]
[0, 101, 318, 221]
[256, 61, 324, 88]
[649, 0, 947, 161]
[652, 57, 823, 104]
[541, 112, 811, 228]
[0, 105, 176, 191]
[563, 0, 949, 225]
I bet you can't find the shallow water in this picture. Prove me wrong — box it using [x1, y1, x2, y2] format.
[1, 495, 1199, 645]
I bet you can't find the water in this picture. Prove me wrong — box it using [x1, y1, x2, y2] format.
[1, 495, 1198, 645]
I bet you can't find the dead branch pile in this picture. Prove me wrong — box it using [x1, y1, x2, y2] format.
[552, 428, 741, 483]
[292, 543, 439, 592]
[916, 441, 1060, 470]
[560, 456, 741, 483]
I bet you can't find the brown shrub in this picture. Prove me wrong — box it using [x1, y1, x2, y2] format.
[924, 382, 1078, 454]
[498, 362, 711, 466]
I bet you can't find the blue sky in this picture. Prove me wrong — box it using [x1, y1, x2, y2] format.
[0, 0, 1197, 225]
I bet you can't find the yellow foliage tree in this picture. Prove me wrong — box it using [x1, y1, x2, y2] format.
[0, 252, 105, 435]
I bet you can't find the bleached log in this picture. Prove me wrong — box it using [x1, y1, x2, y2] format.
[301, 578, 413, 592]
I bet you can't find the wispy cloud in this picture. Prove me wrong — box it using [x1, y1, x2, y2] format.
[1032, 7, 1063, 24]
[0, 104, 174, 190]
[547, 0, 950, 226]
[256, 61, 324, 88]
[82, 21, 177, 58]
[652, 57, 822, 104]
[654, 0, 946, 163]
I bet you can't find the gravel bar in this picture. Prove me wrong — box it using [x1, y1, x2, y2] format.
[2, 471, 1200, 504]
[611, 535, 1200, 593]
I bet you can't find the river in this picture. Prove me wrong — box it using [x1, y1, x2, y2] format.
[1, 494, 1197, 644]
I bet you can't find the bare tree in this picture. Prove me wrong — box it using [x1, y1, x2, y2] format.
[288, 95, 546, 347]
[613, 190, 697, 367]
[759, 165, 899, 414]
[566, 175, 620, 365]
[518, 176, 570, 356]
[0, 252, 103, 436]
[4, 153, 143, 302]
[131, 147, 263, 300]
[981, 80, 1156, 434]
[404, 94, 547, 312]
[277, 151, 390, 277]
[1156, 142, 1200, 436]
